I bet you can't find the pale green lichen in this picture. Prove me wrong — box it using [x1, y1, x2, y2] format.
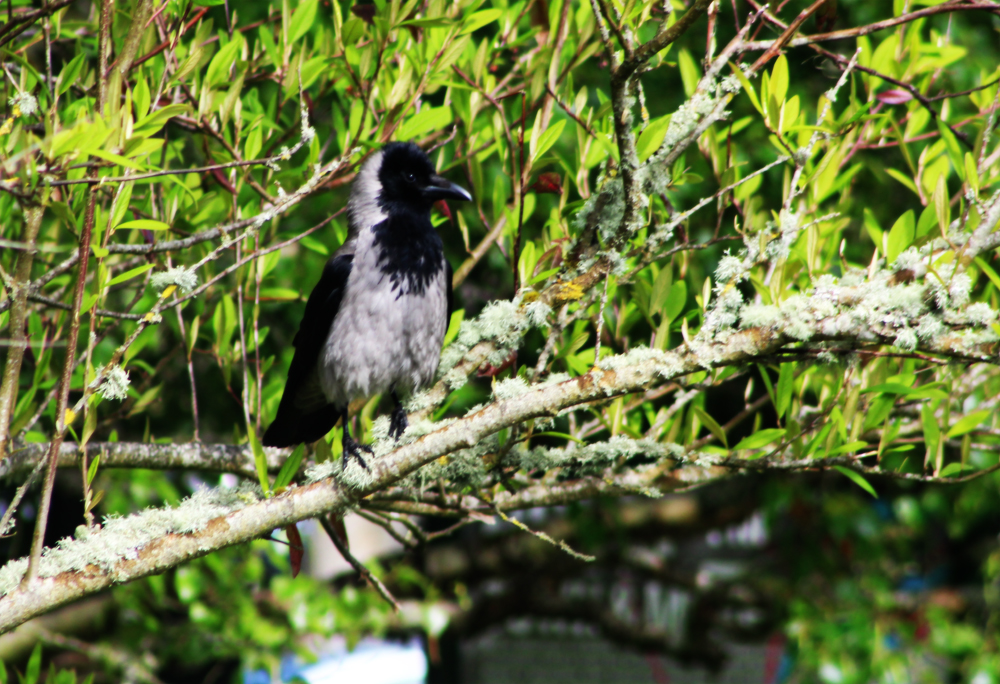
[0, 483, 261, 597]
[403, 390, 433, 413]
[739, 303, 782, 330]
[598, 346, 685, 379]
[894, 327, 918, 351]
[9, 92, 37, 116]
[437, 297, 549, 381]
[95, 365, 130, 402]
[916, 314, 946, 340]
[524, 300, 553, 328]
[150, 266, 198, 294]
[715, 252, 745, 283]
[493, 377, 530, 401]
[700, 286, 744, 338]
[965, 303, 996, 326]
[517, 435, 679, 475]
[443, 366, 468, 390]
[893, 247, 926, 277]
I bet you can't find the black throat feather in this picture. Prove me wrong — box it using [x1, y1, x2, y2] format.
[371, 206, 444, 297]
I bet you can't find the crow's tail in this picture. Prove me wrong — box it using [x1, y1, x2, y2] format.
[262, 402, 341, 447]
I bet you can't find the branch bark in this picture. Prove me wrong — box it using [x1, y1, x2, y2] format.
[0, 205, 43, 458]
[1, 441, 285, 481]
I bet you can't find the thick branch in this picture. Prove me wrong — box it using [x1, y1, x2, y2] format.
[1, 441, 285, 481]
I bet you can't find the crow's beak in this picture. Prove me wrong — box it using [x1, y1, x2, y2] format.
[423, 174, 472, 202]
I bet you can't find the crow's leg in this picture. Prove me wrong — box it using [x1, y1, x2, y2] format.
[340, 408, 372, 471]
[388, 389, 408, 442]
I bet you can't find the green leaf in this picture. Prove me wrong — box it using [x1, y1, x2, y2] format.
[534, 431, 586, 444]
[127, 385, 162, 417]
[861, 383, 916, 395]
[133, 104, 191, 137]
[289, 0, 319, 43]
[531, 119, 566, 162]
[916, 204, 937, 238]
[649, 267, 672, 318]
[863, 395, 895, 432]
[934, 174, 950, 236]
[636, 115, 672, 162]
[729, 62, 762, 115]
[518, 241, 537, 286]
[87, 452, 100, 485]
[88, 149, 146, 170]
[529, 267, 560, 285]
[444, 308, 465, 347]
[886, 209, 915, 263]
[965, 151, 980, 196]
[833, 466, 878, 498]
[107, 264, 154, 288]
[116, 219, 170, 231]
[939, 462, 974, 478]
[947, 409, 991, 439]
[770, 55, 789, 105]
[461, 9, 503, 34]
[25, 643, 42, 684]
[57, 53, 86, 96]
[107, 181, 135, 233]
[678, 49, 700, 97]
[274, 444, 305, 489]
[733, 428, 786, 451]
[775, 362, 793, 419]
[247, 429, 271, 495]
[259, 25, 281, 65]
[205, 37, 243, 89]
[244, 123, 263, 161]
[885, 167, 920, 197]
[259, 288, 302, 301]
[825, 441, 869, 457]
[133, 74, 150, 120]
[299, 234, 329, 255]
[397, 16, 453, 28]
[922, 402, 940, 463]
[757, 364, 776, 408]
[937, 120, 965, 181]
[975, 256, 1000, 291]
[397, 106, 453, 141]
[693, 406, 727, 448]
[663, 280, 686, 323]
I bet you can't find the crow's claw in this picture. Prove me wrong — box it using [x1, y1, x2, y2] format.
[342, 436, 373, 471]
[388, 403, 408, 442]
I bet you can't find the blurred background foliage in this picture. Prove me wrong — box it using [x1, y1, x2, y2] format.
[0, 0, 999, 681]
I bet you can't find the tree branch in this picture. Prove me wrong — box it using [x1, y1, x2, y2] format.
[1, 441, 285, 481]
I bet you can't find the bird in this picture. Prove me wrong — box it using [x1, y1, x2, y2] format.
[262, 141, 472, 468]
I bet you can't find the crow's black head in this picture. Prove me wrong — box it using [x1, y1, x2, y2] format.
[375, 141, 472, 212]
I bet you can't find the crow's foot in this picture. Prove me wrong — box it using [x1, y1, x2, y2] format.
[388, 403, 408, 441]
[342, 436, 373, 471]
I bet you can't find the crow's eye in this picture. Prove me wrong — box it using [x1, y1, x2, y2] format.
[404, 173, 416, 183]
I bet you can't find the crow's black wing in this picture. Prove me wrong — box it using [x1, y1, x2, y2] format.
[262, 253, 353, 447]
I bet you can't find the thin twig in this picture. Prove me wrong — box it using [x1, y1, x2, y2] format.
[24, 0, 113, 585]
[319, 515, 400, 612]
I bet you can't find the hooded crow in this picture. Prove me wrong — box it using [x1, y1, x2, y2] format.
[262, 142, 472, 467]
